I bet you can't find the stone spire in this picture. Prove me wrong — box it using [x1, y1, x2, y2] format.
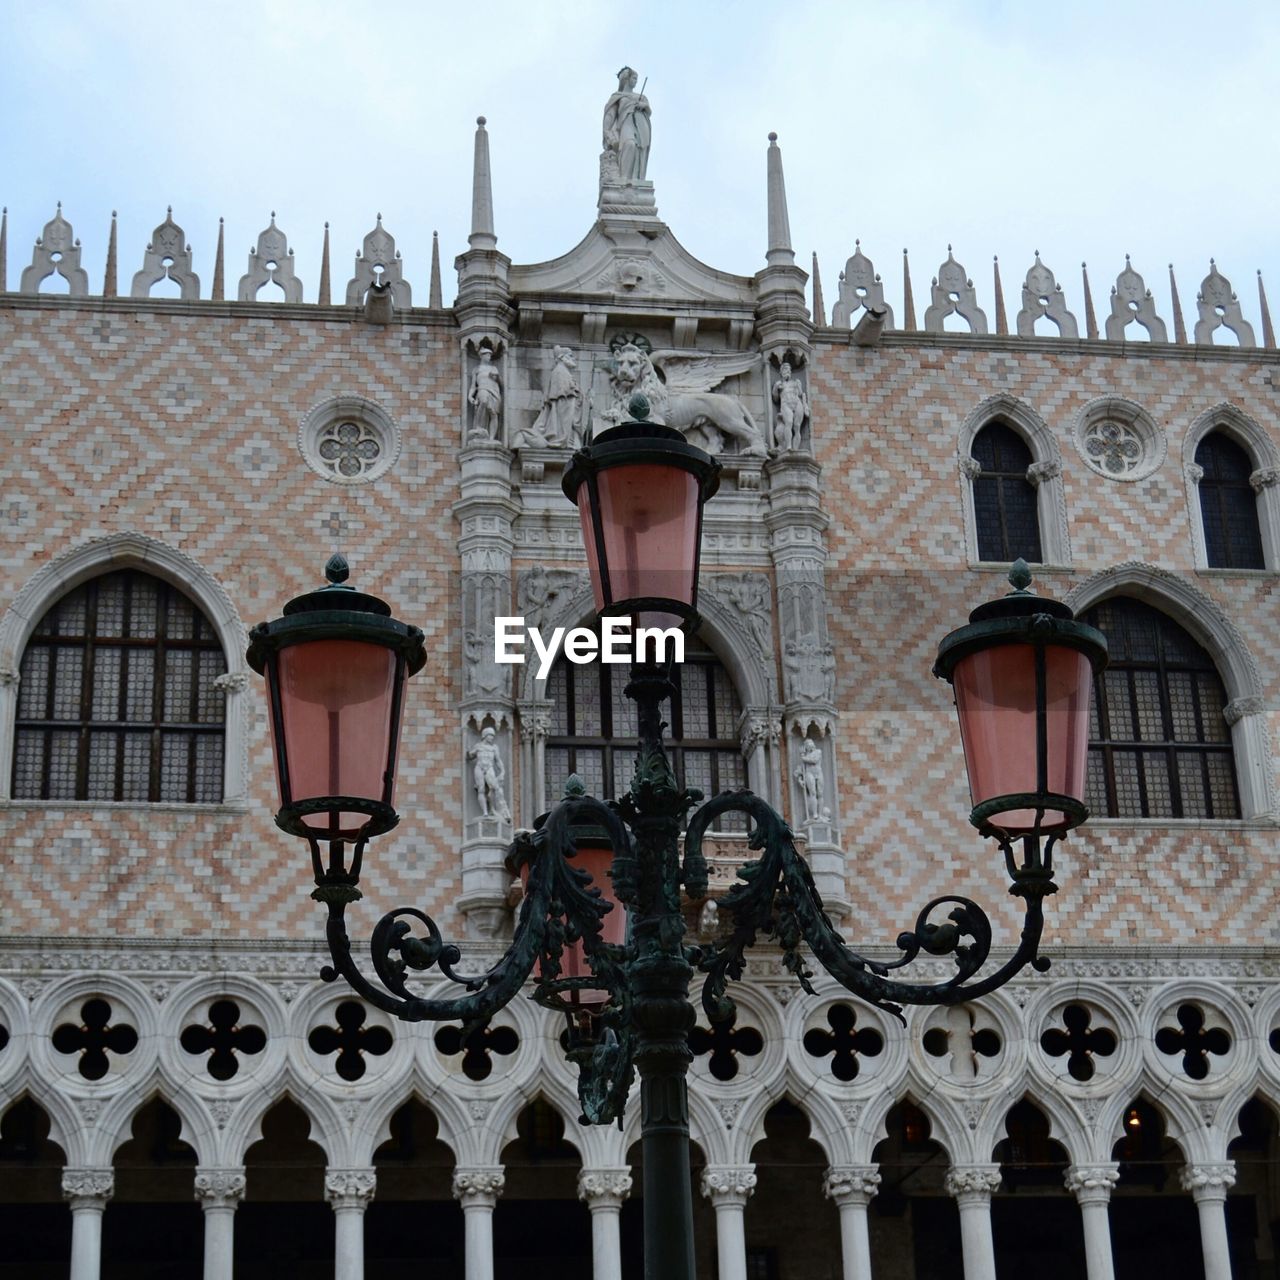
[318, 222, 331, 306]
[765, 132, 793, 268]
[1081, 262, 1098, 339]
[102, 211, 118, 297]
[993, 255, 1007, 335]
[902, 249, 917, 330]
[0, 207, 6, 292]
[469, 116, 497, 251]
[211, 217, 225, 301]
[1258, 270, 1275, 349]
[811, 252, 826, 326]
[429, 230, 443, 308]
[1168, 263, 1187, 343]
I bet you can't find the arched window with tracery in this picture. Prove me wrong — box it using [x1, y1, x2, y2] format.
[1084, 597, 1239, 819]
[1195, 432, 1265, 570]
[970, 422, 1042, 563]
[12, 570, 227, 802]
[544, 640, 746, 830]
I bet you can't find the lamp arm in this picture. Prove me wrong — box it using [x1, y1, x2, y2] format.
[686, 790, 1055, 1026]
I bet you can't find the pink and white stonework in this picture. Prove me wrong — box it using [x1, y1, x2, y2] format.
[1, 97, 1278, 1280]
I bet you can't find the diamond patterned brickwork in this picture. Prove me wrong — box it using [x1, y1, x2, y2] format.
[811, 337, 1280, 948]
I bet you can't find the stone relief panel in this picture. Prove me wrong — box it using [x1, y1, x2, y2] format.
[830, 242, 894, 328]
[130, 208, 200, 300]
[344, 215, 411, 307]
[237, 214, 303, 303]
[1016, 252, 1079, 338]
[19, 204, 90, 295]
[1105, 256, 1167, 341]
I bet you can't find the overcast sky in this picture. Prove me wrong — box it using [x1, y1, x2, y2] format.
[4, 0, 1279, 335]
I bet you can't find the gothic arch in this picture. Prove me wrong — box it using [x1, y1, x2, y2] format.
[1064, 562, 1273, 818]
[957, 393, 1071, 566]
[1182, 402, 1280, 571]
[0, 532, 251, 804]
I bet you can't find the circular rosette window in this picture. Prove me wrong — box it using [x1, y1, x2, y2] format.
[43, 985, 153, 1088]
[916, 1001, 1008, 1086]
[1031, 989, 1135, 1091]
[299, 996, 402, 1088]
[298, 395, 400, 486]
[796, 999, 899, 1089]
[1146, 989, 1241, 1089]
[1073, 397, 1165, 482]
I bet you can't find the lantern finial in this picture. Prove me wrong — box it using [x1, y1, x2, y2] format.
[325, 552, 350, 586]
[564, 773, 587, 798]
[627, 393, 650, 422]
[1008, 559, 1033, 594]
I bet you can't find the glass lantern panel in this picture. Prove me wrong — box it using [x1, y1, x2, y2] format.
[952, 643, 1093, 835]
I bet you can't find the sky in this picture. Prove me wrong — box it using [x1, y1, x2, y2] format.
[3, 0, 1279, 333]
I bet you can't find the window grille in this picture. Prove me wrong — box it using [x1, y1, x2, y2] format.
[971, 422, 1042, 563]
[1195, 432, 1265, 569]
[13, 570, 227, 802]
[1084, 598, 1238, 819]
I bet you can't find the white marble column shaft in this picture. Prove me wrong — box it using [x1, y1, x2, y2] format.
[62, 1168, 114, 1280]
[701, 1166, 757, 1280]
[824, 1165, 880, 1280]
[325, 1167, 376, 1280]
[1182, 1163, 1236, 1280]
[454, 1167, 505, 1280]
[945, 1165, 1002, 1280]
[578, 1168, 632, 1280]
[1064, 1164, 1119, 1280]
[194, 1167, 246, 1280]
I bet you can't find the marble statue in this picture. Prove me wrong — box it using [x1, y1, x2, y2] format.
[468, 726, 511, 821]
[795, 737, 829, 823]
[602, 66, 651, 182]
[772, 362, 810, 452]
[521, 346, 583, 447]
[468, 349, 503, 441]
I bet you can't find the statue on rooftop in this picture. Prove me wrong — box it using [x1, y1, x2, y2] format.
[602, 66, 651, 182]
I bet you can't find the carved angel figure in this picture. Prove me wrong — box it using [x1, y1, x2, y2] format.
[603, 343, 765, 456]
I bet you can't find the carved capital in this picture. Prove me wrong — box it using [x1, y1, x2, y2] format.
[0, 668, 19, 688]
[453, 1168, 505, 1206]
[1180, 1162, 1236, 1199]
[1026, 459, 1061, 487]
[62, 1168, 114, 1207]
[957, 455, 983, 480]
[944, 1165, 1001, 1201]
[578, 1168, 632, 1208]
[194, 1168, 247, 1208]
[1063, 1164, 1119, 1205]
[1250, 466, 1279, 492]
[517, 699, 553, 743]
[700, 1166, 757, 1206]
[823, 1165, 880, 1205]
[213, 671, 250, 694]
[324, 1168, 376, 1209]
[1185, 462, 1205, 485]
[1224, 696, 1264, 725]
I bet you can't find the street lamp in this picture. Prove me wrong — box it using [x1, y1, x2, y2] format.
[248, 398, 1105, 1280]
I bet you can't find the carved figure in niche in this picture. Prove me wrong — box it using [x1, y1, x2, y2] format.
[468, 350, 503, 441]
[602, 66, 651, 182]
[794, 738, 830, 823]
[468, 727, 511, 821]
[771, 362, 810, 452]
[464, 626, 506, 695]
[603, 343, 766, 456]
[518, 566, 581, 631]
[722, 575, 773, 657]
[521, 346, 583, 447]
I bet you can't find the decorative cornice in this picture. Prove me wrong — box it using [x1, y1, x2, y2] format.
[578, 1169, 633, 1208]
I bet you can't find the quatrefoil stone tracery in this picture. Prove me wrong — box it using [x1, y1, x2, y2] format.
[318, 421, 381, 479]
[1084, 419, 1143, 477]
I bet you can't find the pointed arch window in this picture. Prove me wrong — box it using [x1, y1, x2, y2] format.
[1084, 598, 1239, 819]
[544, 640, 746, 831]
[970, 422, 1043, 563]
[1195, 432, 1265, 570]
[12, 570, 227, 802]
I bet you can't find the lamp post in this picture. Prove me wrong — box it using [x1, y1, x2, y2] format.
[248, 395, 1106, 1280]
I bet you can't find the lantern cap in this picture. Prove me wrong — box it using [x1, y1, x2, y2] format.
[506, 774, 614, 877]
[246, 553, 427, 676]
[933, 560, 1107, 682]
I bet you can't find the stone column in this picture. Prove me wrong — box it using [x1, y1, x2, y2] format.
[824, 1165, 880, 1280]
[1064, 1164, 1119, 1280]
[1181, 1162, 1237, 1280]
[62, 1168, 114, 1280]
[700, 1166, 757, 1280]
[453, 1167, 505, 1280]
[578, 1168, 632, 1280]
[194, 1167, 246, 1280]
[945, 1165, 1002, 1280]
[325, 1168, 376, 1280]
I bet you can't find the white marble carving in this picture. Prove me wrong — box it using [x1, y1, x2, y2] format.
[923, 249, 988, 333]
[19, 204, 90, 295]
[794, 736, 830, 823]
[830, 242, 894, 328]
[468, 726, 511, 822]
[601, 66, 651, 182]
[468, 349, 504, 442]
[771, 362, 810, 453]
[1105, 256, 1168, 341]
[1194, 261, 1256, 346]
[1016, 252, 1079, 338]
[517, 346, 583, 447]
[237, 214, 303, 303]
[344, 215, 411, 307]
[716, 573, 773, 660]
[130, 208, 200, 300]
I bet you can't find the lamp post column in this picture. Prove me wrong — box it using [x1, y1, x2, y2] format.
[194, 1168, 245, 1280]
[824, 1165, 880, 1280]
[578, 1169, 632, 1280]
[62, 1168, 114, 1280]
[325, 1168, 376, 1280]
[700, 1166, 756, 1280]
[1181, 1163, 1237, 1280]
[945, 1165, 1001, 1280]
[1064, 1164, 1118, 1280]
[453, 1167, 505, 1280]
